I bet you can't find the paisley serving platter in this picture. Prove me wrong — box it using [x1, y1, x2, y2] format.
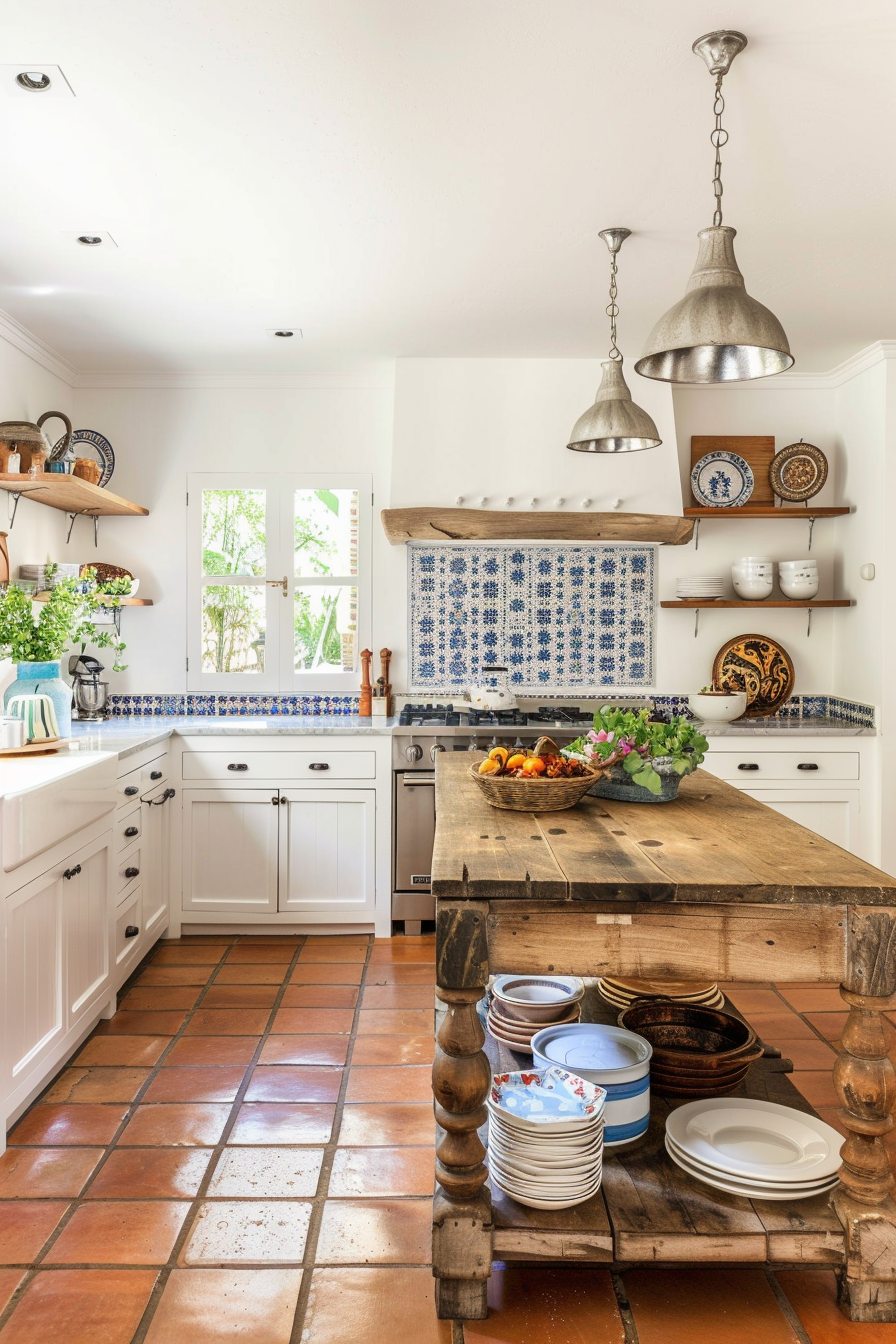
[691, 450, 755, 509]
[711, 633, 795, 718]
[769, 440, 828, 502]
[52, 429, 115, 487]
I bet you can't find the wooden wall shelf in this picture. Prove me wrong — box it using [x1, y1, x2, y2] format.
[683, 506, 850, 519]
[32, 595, 153, 607]
[661, 599, 853, 609]
[0, 474, 148, 518]
[381, 507, 694, 546]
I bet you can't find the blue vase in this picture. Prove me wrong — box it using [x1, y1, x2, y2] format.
[4, 661, 72, 737]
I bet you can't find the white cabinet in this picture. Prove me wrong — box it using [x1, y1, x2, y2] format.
[5, 870, 64, 1091]
[279, 790, 375, 917]
[143, 784, 174, 942]
[65, 836, 112, 1024]
[183, 789, 280, 914]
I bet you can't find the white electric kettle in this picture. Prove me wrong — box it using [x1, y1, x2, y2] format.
[468, 666, 517, 711]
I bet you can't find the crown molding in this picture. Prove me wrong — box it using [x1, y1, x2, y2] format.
[0, 308, 78, 386]
[72, 366, 396, 391]
[676, 342, 896, 391]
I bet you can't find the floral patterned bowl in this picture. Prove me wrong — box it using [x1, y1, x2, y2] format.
[488, 1066, 606, 1134]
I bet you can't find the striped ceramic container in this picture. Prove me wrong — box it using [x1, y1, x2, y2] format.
[532, 1022, 652, 1146]
[6, 693, 60, 743]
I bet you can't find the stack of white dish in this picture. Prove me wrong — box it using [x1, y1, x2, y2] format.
[675, 576, 724, 600]
[732, 556, 774, 600]
[532, 1022, 652, 1146]
[487, 975, 584, 1056]
[597, 976, 725, 1011]
[778, 559, 819, 600]
[487, 1065, 607, 1209]
[665, 1098, 843, 1200]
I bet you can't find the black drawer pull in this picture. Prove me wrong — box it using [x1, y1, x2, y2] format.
[124, 825, 139, 838]
[125, 866, 140, 879]
[797, 762, 820, 771]
[125, 925, 139, 938]
[150, 770, 163, 780]
[228, 763, 249, 771]
[737, 763, 760, 771]
[124, 785, 139, 796]
[308, 762, 330, 771]
[63, 864, 82, 880]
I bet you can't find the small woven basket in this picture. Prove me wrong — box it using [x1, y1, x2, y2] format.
[469, 762, 605, 812]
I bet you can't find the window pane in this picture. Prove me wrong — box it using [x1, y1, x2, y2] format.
[202, 585, 266, 674]
[294, 489, 359, 577]
[294, 585, 357, 673]
[202, 489, 266, 577]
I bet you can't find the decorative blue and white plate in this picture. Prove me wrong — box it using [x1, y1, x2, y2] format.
[691, 451, 754, 509]
[489, 1066, 606, 1130]
[53, 429, 115, 487]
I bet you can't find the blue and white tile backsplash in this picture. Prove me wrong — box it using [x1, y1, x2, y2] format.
[408, 543, 656, 692]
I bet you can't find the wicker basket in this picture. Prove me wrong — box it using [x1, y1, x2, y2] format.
[469, 762, 605, 812]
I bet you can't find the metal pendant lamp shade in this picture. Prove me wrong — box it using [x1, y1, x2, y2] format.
[636, 30, 794, 385]
[567, 226, 661, 454]
[634, 225, 793, 383]
[567, 359, 661, 454]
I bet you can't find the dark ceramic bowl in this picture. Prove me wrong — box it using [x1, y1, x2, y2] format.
[618, 1001, 759, 1072]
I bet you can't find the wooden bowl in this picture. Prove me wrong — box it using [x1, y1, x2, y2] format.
[469, 762, 604, 812]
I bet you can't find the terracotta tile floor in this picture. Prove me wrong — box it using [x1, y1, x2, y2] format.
[0, 937, 886, 1342]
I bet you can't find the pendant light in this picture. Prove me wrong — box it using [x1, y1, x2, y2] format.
[635, 31, 793, 384]
[567, 228, 661, 454]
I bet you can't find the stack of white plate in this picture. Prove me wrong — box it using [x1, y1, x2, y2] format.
[597, 976, 725, 1011]
[675, 576, 724, 600]
[487, 1065, 606, 1210]
[665, 1098, 842, 1200]
[487, 975, 584, 1056]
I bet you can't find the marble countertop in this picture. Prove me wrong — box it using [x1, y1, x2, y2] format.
[698, 716, 874, 737]
[70, 715, 397, 759]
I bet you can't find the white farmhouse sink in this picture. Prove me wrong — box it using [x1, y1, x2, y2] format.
[1, 751, 117, 871]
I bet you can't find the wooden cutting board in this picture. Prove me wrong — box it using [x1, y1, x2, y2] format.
[691, 436, 776, 508]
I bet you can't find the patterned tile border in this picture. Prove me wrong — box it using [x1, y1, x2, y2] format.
[652, 694, 875, 728]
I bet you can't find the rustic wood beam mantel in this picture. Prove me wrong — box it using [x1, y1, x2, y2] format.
[380, 507, 694, 546]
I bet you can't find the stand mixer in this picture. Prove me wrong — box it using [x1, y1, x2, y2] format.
[69, 654, 109, 721]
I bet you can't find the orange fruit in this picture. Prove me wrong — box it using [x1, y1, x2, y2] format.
[478, 758, 501, 775]
[522, 757, 546, 776]
[506, 753, 526, 771]
[488, 746, 509, 765]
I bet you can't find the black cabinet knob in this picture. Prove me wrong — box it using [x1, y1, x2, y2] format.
[124, 826, 139, 838]
[63, 864, 82, 880]
[124, 925, 139, 938]
[308, 762, 330, 771]
[737, 763, 760, 771]
[150, 770, 163, 780]
[124, 785, 139, 796]
[125, 866, 140, 879]
[227, 763, 249, 771]
[797, 762, 820, 771]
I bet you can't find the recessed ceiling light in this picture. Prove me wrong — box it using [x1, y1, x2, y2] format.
[16, 71, 50, 91]
[266, 327, 303, 339]
[59, 230, 118, 248]
[77, 235, 103, 247]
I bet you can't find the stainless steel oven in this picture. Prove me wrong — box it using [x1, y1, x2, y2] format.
[392, 769, 436, 929]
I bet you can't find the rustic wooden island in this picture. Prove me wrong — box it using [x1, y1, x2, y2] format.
[430, 755, 896, 1323]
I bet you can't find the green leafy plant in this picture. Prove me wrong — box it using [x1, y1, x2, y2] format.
[0, 572, 128, 672]
[565, 707, 709, 796]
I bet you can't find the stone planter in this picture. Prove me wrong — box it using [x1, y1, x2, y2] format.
[589, 755, 683, 804]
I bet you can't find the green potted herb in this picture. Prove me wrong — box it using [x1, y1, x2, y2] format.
[565, 707, 709, 803]
[0, 571, 128, 736]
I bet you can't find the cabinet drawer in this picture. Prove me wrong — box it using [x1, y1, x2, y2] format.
[141, 757, 169, 790]
[117, 768, 144, 807]
[705, 751, 860, 782]
[116, 807, 143, 853]
[182, 750, 376, 781]
[115, 887, 144, 970]
[116, 844, 145, 895]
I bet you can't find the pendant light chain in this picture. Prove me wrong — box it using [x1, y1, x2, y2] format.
[607, 250, 622, 362]
[710, 71, 729, 226]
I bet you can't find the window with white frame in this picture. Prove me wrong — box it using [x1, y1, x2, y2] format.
[187, 473, 370, 693]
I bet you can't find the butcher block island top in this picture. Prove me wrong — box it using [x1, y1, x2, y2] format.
[429, 754, 896, 1325]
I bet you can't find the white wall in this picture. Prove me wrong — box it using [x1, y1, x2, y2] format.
[74, 375, 395, 692]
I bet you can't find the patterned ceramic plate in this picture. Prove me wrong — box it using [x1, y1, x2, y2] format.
[712, 633, 795, 718]
[691, 451, 755, 508]
[52, 429, 115, 487]
[769, 441, 828, 502]
[489, 1066, 606, 1129]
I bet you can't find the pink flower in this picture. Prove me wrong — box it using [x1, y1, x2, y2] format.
[620, 741, 633, 755]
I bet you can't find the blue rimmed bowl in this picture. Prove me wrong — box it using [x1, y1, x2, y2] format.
[532, 1023, 651, 1147]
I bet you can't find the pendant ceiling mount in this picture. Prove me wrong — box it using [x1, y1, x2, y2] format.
[567, 228, 661, 455]
[635, 29, 793, 385]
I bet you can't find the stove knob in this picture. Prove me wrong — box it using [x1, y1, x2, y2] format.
[514, 737, 525, 750]
[430, 744, 446, 762]
[488, 736, 498, 749]
[405, 744, 423, 763]
[467, 736, 479, 753]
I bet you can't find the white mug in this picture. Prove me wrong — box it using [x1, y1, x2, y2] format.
[0, 717, 26, 749]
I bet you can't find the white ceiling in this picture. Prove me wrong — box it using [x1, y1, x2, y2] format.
[1, 0, 894, 375]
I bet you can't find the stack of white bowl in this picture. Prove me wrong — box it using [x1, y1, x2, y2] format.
[487, 1065, 607, 1209]
[731, 556, 773, 600]
[675, 576, 724, 600]
[487, 975, 584, 1055]
[778, 559, 819, 599]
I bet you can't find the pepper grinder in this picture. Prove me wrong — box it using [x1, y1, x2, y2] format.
[359, 648, 373, 716]
[380, 647, 393, 715]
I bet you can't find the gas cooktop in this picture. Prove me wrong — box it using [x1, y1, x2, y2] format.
[397, 703, 594, 729]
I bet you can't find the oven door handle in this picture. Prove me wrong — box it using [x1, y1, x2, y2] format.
[401, 776, 435, 787]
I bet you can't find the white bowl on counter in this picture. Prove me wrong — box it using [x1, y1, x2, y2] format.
[687, 691, 748, 723]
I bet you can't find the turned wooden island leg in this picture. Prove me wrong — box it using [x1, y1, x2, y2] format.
[833, 907, 896, 1321]
[432, 901, 493, 1321]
